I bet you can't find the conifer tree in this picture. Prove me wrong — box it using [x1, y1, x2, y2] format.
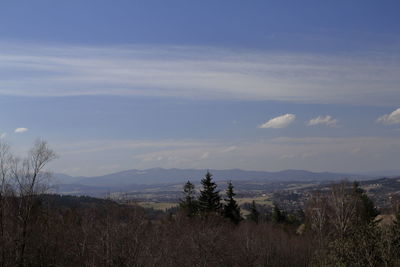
[247, 200, 260, 224]
[352, 181, 379, 225]
[391, 210, 400, 261]
[179, 180, 198, 217]
[272, 203, 286, 223]
[223, 181, 241, 224]
[198, 171, 221, 213]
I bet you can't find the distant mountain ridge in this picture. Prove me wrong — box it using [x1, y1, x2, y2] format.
[55, 168, 369, 187]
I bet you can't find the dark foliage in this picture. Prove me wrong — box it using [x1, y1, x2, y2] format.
[198, 171, 222, 214]
[272, 203, 287, 224]
[223, 181, 242, 224]
[247, 200, 260, 224]
[2, 172, 400, 266]
[179, 180, 199, 217]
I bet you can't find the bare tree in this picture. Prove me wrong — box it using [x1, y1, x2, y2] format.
[0, 141, 12, 266]
[329, 181, 359, 239]
[306, 191, 329, 247]
[9, 139, 56, 267]
[11, 140, 56, 197]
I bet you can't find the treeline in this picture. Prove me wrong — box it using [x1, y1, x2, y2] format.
[178, 172, 400, 266]
[1, 141, 400, 266]
[179, 171, 302, 226]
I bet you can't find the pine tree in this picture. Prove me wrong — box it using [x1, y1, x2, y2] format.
[389, 205, 400, 262]
[352, 181, 379, 225]
[179, 181, 198, 217]
[272, 203, 286, 223]
[247, 200, 260, 224]
[223, 181, 241, 224]
[198, 171, 221, 214]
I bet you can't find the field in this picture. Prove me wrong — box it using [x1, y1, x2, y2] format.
[136, 201, 178, 211]
[135, 194, 273, 213]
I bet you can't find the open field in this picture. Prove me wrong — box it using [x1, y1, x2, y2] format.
[236, 195, 272, 207]
[135, 194, 273, 212]
[136, 201, 179, 211]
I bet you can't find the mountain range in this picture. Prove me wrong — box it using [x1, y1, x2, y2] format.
[54, 168, 372, 186]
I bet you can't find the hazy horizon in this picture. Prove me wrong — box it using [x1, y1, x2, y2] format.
[55, 166, 400, 179]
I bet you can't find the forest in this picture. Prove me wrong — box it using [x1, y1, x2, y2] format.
[1, 141, 400, 267]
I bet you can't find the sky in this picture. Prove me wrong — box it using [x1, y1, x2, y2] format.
[1, 0, 400, 176]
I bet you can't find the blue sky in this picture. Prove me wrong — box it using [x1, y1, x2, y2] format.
[1, 1, 400, 176]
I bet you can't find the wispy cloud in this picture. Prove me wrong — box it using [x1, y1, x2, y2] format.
[259, 114, 296, 129]
[200, 152, 210, 160]
[53, 139, 207, 155]
[308, 115, 339, 127]
[377, 108, 400, 125]
[0, 43, 400, 105]
[14, 128, 28, 133]
[221, 146, 238, 153]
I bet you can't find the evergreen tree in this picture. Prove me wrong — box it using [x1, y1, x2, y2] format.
[247, 200, 260, 224]
[272, 203, 286, 224]
[389, 206, 400, 262]
[198, 171, 221, 214]
[223, 181, 241, 224]
[352, 181, 379, 225]
[179, 181, 198, 217]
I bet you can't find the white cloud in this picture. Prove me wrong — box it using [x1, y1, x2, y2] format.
[14, 128, 28, 133]
[308, 115, 339, 127]
[259, 114, 296, 129]
[0, 43, 400, 106]
[377, 108, 400, 125]
[0, 133, 6, 139]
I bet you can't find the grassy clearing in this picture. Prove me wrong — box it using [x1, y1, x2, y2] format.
[285, 183, 319, 190]
[137, 201, 178, 211]
[236, 195, 272, 206]
[135, 195, 272, 212]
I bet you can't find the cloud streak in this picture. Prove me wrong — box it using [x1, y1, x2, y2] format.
[0, 43, 400, 105]
[14, 128, 28, 133]
[259, 114, 296, 129]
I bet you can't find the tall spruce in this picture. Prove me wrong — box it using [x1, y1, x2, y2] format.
[391, 209, 400, 260]
[352, 181, 379, 225]
[198, 171, 221, 213]
[179, 181, 198, 217]
[223, 181, 241, 224]
[247, 200, 260, 224]
[272, 203, 286, 223]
